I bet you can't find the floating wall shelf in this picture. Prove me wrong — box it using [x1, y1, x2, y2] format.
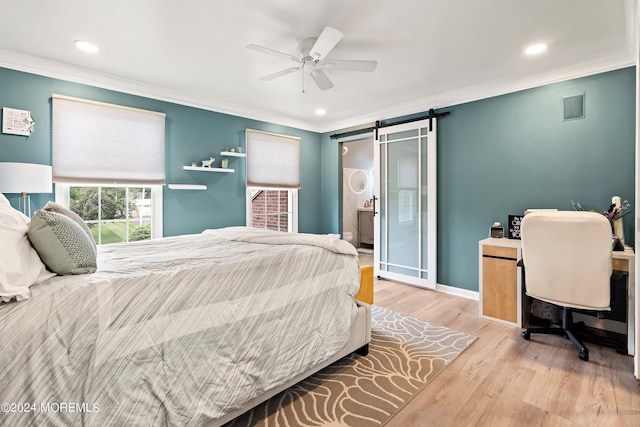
[220, 151, 246, 157]
[168, 184, 207, 190]
[183, 165, 234, 173]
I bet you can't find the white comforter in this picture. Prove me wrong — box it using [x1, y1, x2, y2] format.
[0, 228, 359, 426]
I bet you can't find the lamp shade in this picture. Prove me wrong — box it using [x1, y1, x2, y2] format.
[0, 162, 53, 194]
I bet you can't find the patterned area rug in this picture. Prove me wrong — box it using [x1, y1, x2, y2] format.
[226, 305, 476, 426]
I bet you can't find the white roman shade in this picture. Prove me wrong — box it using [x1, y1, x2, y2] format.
[52, 94, 166, 185]
[246, 129, 300, 189]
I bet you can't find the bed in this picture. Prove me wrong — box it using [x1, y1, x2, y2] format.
[0, 201, 371, 427]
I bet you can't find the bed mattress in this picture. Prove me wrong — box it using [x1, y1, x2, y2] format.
[0, 227, 360, 426]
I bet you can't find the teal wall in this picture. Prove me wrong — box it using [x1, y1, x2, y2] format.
[0, 67, 323, 235]
[2, 66, 635, 293]
[321, 67, 637, 292]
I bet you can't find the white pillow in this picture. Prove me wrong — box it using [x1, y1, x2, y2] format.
[0, 193, 55, 302]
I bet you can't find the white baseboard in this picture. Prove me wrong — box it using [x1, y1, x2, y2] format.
[377, 276, 479, 301]
[435, 282, 479, 301]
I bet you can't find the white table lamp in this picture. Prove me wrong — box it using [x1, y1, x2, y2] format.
[0, 162, 53, 216]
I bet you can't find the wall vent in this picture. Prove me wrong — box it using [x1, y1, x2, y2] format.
[562, 94, 585, 121]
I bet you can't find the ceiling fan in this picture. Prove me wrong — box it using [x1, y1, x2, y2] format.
[247, 26, 377, 92]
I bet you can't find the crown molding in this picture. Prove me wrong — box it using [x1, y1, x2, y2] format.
[0, 48, 634, 136]
[319, 50, 636, 133]
[0, 49, 321, 133]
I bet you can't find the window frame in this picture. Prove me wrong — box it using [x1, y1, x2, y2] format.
[55, 183, 163, 244]
[246, 187, 298, 233]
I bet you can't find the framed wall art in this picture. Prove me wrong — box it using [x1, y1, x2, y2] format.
[2, 107, 35, 136]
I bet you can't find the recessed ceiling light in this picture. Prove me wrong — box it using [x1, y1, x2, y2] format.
[315, 108, 327, 116]
[74, 40, 99, 54]
[524, 43, 547, 55]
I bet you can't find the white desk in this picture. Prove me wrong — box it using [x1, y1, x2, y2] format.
[479, 238, 635, 358]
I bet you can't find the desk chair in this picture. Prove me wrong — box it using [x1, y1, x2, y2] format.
[520, 211, 612, 361]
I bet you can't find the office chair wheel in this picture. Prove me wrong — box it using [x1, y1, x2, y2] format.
[616, 345, 628, 355]
[578, 350, 589, 361]
[521, 331, 531, 340]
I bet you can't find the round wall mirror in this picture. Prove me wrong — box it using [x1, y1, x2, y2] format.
[348, 169, 369, 195]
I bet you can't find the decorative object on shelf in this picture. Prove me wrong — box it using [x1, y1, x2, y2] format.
[201, 157, 215, 168]
[221, 158, 229, 169]
[2, 107, 35, 136]
[236, 147, 243, 153]
[612, 235, 625, 251]
[609, 195, 630, 244]
[191, 162, 198, 167]
[508, 215, 524, 239]
[490, 222, 504, 238]
[230, 148, 236, 153]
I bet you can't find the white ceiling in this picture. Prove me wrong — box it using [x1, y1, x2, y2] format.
[0, 0, 636, 133]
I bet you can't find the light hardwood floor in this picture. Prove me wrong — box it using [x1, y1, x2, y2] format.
[363, 266, 640, 426]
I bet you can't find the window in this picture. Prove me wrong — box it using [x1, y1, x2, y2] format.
[248, 189, 297, 232]
[245, 129, 300, 233]
[52, 94, 165, 241]
[56, 184, 162, 245]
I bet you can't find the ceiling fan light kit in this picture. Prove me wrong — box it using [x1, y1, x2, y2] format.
[247, 26, 377, 92]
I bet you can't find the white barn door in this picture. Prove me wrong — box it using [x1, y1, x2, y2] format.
[374, 119, 437, 289]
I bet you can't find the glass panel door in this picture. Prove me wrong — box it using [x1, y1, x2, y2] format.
[374, 119, 436, 289]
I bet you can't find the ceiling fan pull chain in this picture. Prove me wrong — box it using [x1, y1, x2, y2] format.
[302, 69, 305, 94]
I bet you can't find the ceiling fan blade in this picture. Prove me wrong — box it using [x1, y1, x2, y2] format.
[310, 69, 334, 90]
[260, 67, 301, 81]
[319, 59, 377, 72]
[247, 44, 301, 63]
[310, 26, 343, 60]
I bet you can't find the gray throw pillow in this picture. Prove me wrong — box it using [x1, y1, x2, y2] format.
[43, 201, 97, 248]
[28, 210, 97, 275]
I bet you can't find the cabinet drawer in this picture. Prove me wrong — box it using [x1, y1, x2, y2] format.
[613, 258, 629, 272]
[482, 245, 517, 259]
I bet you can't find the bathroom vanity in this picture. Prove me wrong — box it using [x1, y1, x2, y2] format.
[358, 208, 374, 247]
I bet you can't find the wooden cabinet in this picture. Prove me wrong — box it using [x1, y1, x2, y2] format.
[482, 246, 518, 324]
[479, 240, 521, 326]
